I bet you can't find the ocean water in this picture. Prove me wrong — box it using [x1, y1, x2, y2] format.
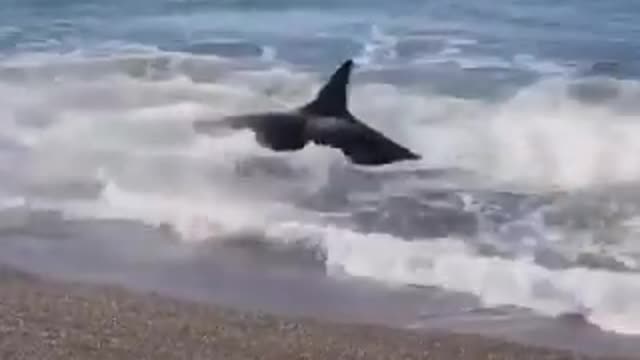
[2, 0, 640, 355]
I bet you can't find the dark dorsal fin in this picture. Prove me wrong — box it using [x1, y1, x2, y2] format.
[301, 59, 353, 117]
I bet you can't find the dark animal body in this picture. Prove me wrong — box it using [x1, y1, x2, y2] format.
[193, 59, 421, 166]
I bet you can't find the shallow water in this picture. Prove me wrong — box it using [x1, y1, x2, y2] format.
[1, 0, 640, 357]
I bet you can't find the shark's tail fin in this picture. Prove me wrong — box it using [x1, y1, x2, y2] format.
[301, 59, 353, 117]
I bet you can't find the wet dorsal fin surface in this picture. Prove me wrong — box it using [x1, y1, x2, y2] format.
[301, 59, 353, 117]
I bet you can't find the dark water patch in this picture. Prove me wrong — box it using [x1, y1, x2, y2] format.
[567, 77, 623, 105]
[543, 192, 640, 231]
[583, 61, 625, 78]
[394, 37, 448, 59]
[575, 252, 634, 273]
[234, 155, 311, 180]
[0, 26, 23, 51]
[168, 40, 265, 58]
[196, 233, 327, 272]
[22, 179, 105, 200]
[542, 39, 640, 69]
[0, 208, 68, 238]
[531, 248, 574, 270]
[0, 134, 28, 152]
[356, 64, 537, 99]
[271, 36, 361, 68]
[298, 166, 475, 213]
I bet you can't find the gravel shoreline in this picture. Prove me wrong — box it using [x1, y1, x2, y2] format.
[0, 267, 631, 360]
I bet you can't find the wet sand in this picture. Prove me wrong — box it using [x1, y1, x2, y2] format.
[0, 266, 631, 360]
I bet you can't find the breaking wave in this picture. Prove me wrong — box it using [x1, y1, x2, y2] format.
[2, 50, 640, 336]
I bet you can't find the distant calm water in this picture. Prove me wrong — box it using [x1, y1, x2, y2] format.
[1, 1, 640, 355]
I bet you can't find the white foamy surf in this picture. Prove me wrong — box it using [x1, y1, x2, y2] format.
[2, 50, 640, 337]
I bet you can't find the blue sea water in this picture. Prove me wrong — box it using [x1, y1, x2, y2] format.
[3, 0, 640, 82]
[2, 0, 640, 356]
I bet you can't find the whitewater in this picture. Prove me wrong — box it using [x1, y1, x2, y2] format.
[1, 0, 640, 356]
